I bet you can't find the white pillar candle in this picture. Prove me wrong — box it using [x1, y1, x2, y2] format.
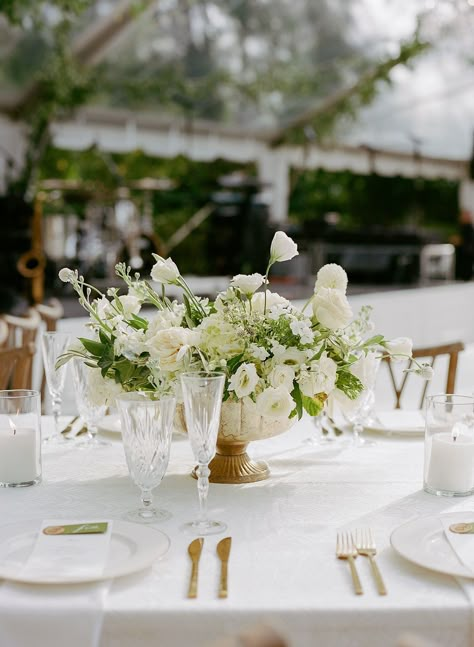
[0, 424, 39, 485]
[426, 431, 474, 494]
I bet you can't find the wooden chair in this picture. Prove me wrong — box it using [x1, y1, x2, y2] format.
[0, 343, 37, 390]
[383, 341, 464, 409]
[0, 309, 41, 390]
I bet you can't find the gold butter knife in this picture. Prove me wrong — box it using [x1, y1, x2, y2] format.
[217, 536, 232, 599]
[187, 538, 204, 599]
[61, 415, 79, 435]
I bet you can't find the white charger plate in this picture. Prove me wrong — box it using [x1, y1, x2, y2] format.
[0, 520, 170, 584]
[365, 410, 425, 436]
[390, 511, 474, 578]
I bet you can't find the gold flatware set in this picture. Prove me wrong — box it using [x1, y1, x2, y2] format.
[187, 536, 232, 599]
[336, 529, 386, 596]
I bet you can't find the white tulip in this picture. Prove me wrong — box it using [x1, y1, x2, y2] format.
[312, 288, 353, 330]
[314, 264, 348, 294]
[256, 386, 294, 419]
[150, 255, 180, 284]
[231, 273, 265, 294]
[269, 231, 298, 263]
[228, 363, 259, 398]
[384, 337, 413, 361]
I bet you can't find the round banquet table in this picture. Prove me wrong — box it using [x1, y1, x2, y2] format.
[0, 415, 473, 647]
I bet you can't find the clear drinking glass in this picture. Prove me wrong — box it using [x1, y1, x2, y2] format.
[71, 359, 109, 447]
[424, 394, 474, 496]
[117, 392, 176, 523]
[41, 331, 71, 445]
[0, 390, 42, 487]
[344, 353, 380, 448]
[180, 371, 226, 535]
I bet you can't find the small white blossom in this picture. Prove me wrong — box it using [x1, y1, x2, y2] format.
[150, 255, 180, 284]
[231, 273, 265, 294]
[416, 363, 434, 380]
[248, 344, 270, 361]
[58, 267, 76, 283]
[289, 319, 314, 345]
[314, 264, 348, 293]
[269, 231, 298, 263]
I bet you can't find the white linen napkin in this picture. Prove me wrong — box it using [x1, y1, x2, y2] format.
[0, 519, 113, 647]
[440, 512, 474, 574]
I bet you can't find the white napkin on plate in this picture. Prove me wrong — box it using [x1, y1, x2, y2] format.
[376, 410, 425, 431]
[0, 519, 113, 647]
[440, 513, 474, 574]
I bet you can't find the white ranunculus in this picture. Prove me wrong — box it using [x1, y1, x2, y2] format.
[250, 290, 290, 314]
[150, 256, 180, 284]
[147, 327, 199, 372]
[268, 365, 295, 391]
[228, 363, 259, 398]
[231, 273, 265, 294]
[384, 337, 413, 361]
[58, 267, 75, 283]
[256, 386, 294, 419]
[269, 231, 298, 263]
[314, 264, 348, 293]
[312, 288, 352, 330]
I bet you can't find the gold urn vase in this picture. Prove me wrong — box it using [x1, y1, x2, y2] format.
[175, 399, 295, 484]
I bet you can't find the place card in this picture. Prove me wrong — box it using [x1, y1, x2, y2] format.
[21, 519, 113, 579]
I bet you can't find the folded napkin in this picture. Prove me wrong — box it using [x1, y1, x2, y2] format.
[0, 519, 113, 647]
[376, 410, 425, 432]
[440, 512, 474, 575]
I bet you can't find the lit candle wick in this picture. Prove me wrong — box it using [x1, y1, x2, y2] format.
[452, 423, 460, 443]
[8, 418, 17, 436]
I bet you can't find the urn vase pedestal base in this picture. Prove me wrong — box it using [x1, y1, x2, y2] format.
[192, 441, 269, 484]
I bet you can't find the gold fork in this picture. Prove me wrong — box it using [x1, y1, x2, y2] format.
[355, 528, 387, 596]
[336, 532, 363, 595]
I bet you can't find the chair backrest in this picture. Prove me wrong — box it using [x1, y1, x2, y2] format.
[34, 298, 64, 332]
[0, 309, 41, 390]
[383, 341, 464, 409]
[0, 343, 36, 390]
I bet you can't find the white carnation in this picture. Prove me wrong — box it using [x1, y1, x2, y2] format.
[270, 231, 298, 263]
[231, 273, 264, 294]
[150, 256, 180, 284]
[314, 264, 348, 293]
[256, 386, 294, 419]
[312, 288, 352, 330]
[228, 363, 259, 398]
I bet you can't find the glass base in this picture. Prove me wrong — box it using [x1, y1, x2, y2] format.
[0, 476, 41, 488]
[180, 519, 227, 536]
[43, 433, 71, 447]
[75, 436, 111, 448]
[351, 436, 376, 448]
[123, 507, 172, 523]
[424, 484, 472, 497]
[303, 435, 336, 446]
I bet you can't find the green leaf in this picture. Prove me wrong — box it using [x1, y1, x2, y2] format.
[362, 335, 384, 348]
[291, 382, 303, 420]
[227, 353, 244, 373]
[79, 337, 105, 357]
[98, 329, 110, 345]
[336, 370, 363, 400]
[302, 393, 325, 417]
[129, 314, 148, 330]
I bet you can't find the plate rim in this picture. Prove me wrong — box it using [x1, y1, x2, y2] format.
[0, 519, 170, 584]
[366, 410, 425, 435]
[390, 511, 474, 578]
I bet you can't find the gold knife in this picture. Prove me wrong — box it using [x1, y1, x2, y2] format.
[217, 536, 232, 599]
[61, 415, 79, 435]
[187, 538, 204, 599]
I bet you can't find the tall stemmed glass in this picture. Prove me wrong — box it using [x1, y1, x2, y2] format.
[41, 331, 71, 445]
[180, 371, 226, 536]
[71, 359, 109, 447]
[117, 393, 176, 523]
[344, 352, 381, 448]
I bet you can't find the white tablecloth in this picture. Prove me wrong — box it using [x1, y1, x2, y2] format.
[1, 417, 473, 647]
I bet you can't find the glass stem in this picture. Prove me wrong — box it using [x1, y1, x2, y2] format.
[353, 422, 362, 446]
[86, 424, 97, 441]
[51, 394, 62, 436]
[141, 488, 153, 510]
[196, 463, 210, 524]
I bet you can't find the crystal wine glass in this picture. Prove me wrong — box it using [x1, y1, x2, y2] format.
[344, 352, 381, 448]
[41, 331, 71, 446]
[117, 392, 176, 523]
[71, 359, 109, 447]
[180, 371, 226, 535]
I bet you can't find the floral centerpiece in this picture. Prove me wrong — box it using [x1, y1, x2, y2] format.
[59, 231, 429, 482]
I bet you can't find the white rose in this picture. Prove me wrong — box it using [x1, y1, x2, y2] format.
[150, 255, 180, 284]
[268, 365, 295, 391]
[314, 264, 348, 293]
[312, 288, 352, 330]
[231, 273, 265, 295]
[228, 363, 259, 398]
[269, 231, 298, 263]
[58, 267, 75, 283]
[384, 337, 413, 361]
[147, 327, 199, 371]
[256, 386, 294, 419]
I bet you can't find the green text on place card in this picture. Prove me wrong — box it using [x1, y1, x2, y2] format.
[43, 522, 109, 535]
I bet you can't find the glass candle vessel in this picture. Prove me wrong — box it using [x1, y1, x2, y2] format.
[424, 394, 474, 497]
[0, 390, 42, 487]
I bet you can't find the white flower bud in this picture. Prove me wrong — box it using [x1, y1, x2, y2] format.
[269, 231, 298, 263]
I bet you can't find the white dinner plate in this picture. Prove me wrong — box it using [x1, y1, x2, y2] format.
[365, 410, 425, 436]
[98, 414, 122, 434]
[390, 511, 474, 578]
[0, 520, 170, 584]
